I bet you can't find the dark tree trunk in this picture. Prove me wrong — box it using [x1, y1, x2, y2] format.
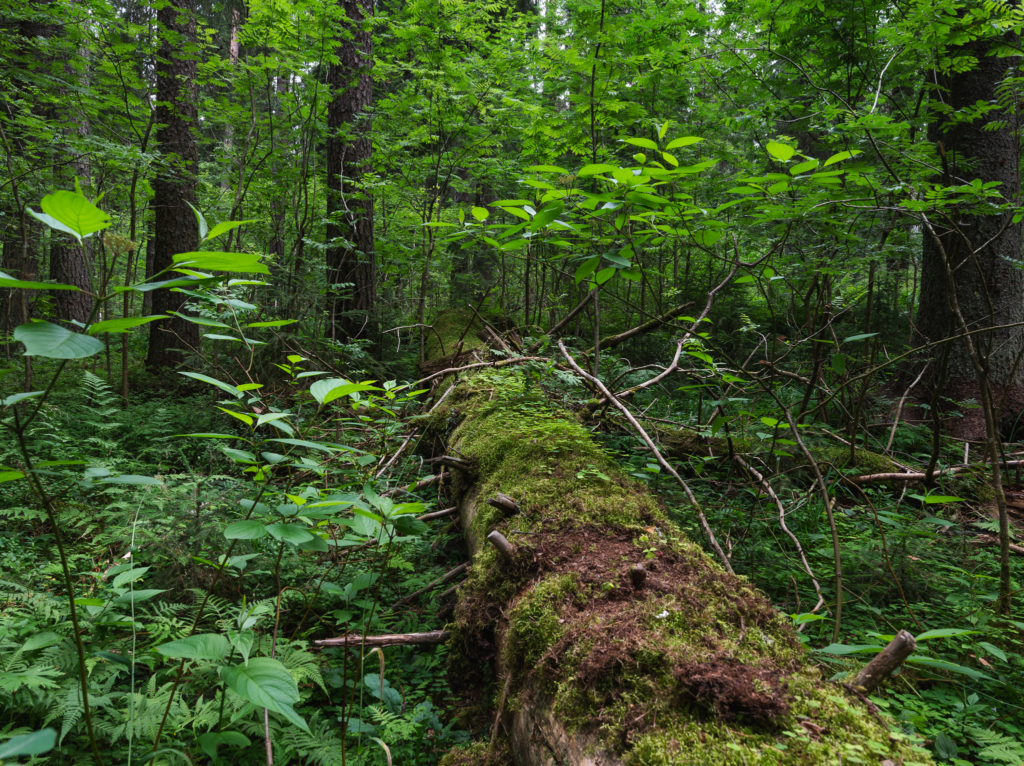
[146, 0, 200, 371]
[915, 30, 1024, 440]
[325, 0, 375, 344]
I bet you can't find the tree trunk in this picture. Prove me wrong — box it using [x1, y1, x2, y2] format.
[915, 30, 1024, 440]
[423, 312, 931, 766]
[325, 0, 375, 343]
[146, 0, 200, 371]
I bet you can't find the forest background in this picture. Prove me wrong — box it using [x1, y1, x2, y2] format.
[3, 0, 1024, 764]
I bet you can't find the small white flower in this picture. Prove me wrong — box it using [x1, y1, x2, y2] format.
[655, 610, 669, 620]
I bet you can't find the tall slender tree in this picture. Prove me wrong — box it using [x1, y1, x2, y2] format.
[325, 0, 375, 343]
[147, 0, 200, 370]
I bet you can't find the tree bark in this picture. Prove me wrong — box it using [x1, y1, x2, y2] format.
[423, 312, 931, 766]
[915, 29, 1024, 440]
[146, 0, 200, 371]
[325, 0, 375, 343]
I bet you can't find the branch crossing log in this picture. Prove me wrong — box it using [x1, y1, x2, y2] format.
[854, 630, 917, 693]
[382, 471, 449, 497]
[418, 506, 458, 521]
[392, 562, 470, 607]
[314, 630, 450, 648]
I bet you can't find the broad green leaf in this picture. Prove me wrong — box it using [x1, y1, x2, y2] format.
[156, 633, 231, 661]
[0, 729, 57, 759]
[791, 159, 819, 175]
[905, 656, 989, 681]
[269, 439, 340, 454]
[923, 495, 964, 504]
[595, 267, 616, 284]
[26, 210, 83, 241]
[623, 137, 658, 150]
[844, 333, 879, 342]
[574, 256, 600, 284]
[198, 731, 251, 760]
[227, 629, 256, 665]
[113, 567, 150, 588]
[296, 534, 330, 552]
[766, 142, 795, 161]
[22, 633, 63, 652]
[224, 520, 269, 540]
[266, 524, 315, 545]
[666, 136, 702, 149]
[526, 165, 569, 173]
[168, 311, 232, 328]
[246, 319, 297, 328]
[915, 628, 980, 641]
[977, 641, 1007, 662]
[218, 407, 254, 426]
[693, 230, 722, 247]
[0, 270, 79, 291]
[824, 150, 861, 166]
[323, 382, 382, 404]
[577, 163, 618, 176]
[39, 191, 111, 239]
[14, 321, 104, 359]
[221, 658, 308, 731]
[128, 275, 225, 292]
[815, 643, 883, 655]
[531, 201, 564, 232]
[88, 316, 168, 335]
[172, 252, 270, 275]
[101, 475, 161, 486]
[2, 391, 43, 406]
[111, 589, 166, 605]
[471, 206, 489, 221]
[205, 219, 256, 242]
[179, 372, 240, 397]
[0, 471, 25, 483]
[310, 378, 350, 405]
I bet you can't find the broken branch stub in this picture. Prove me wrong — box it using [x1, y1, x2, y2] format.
[486, 530, 515, 562]
[486, 493, 520, 515]
[854, 630, 917, 694]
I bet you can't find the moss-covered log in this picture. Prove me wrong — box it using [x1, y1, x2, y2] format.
[426, 354, 931, 766]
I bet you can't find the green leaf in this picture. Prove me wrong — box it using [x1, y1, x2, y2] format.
[595, 266, 616, 284]
[623, 137, 658, 150]
[526, 165, 569, 173]
[530, 201, 564, 232]
[471, 206, 489, 221]
[922, 495, 964, 504]
[156, 634, 231, 661]
[0, 729, 57, 759]
[311, 380, 382, 405]
[933, 731, 958, 760]
[266, 524, 315, 545]
[113, 567, 150, 588]
[824, 150, 861, 166]
[666, 136, 703, 149]
[205, 219, 256, 242]
[22, 633, 63, 652]
[905, 656, 989, 681]
[225, 520, 269, 540]
[168, 311, 232, 328]
[790, 159, 819, 175]
[2, 391, 44, 407]
[574, 256, 600, 284]
[296, 534, 330, 552]
[269, 439, 341, 454]
[198, 731, 252, 760]
[171, 252, 269, 275]
[88, 316, 168, 335]
[915, 628, 980, 641]
[577, 163, 618, 176]
[0, 271, 79, 291]
[14, 321, 104, 359]
[734, 275, 756, 284]
[0, 471, 25, 483]
[111, 589, 166, 605]
[39, 191, 111, 239]
[179, 372, 241, 398]
[100, 475, 161, 486]
[766, 142, 795, 161]
[977, 641, 1007, 662]
[246, 319, 297, 328]
[220, 658, 309, 732]
[844, 333, 879, 342]
[815, 643, 883, 655]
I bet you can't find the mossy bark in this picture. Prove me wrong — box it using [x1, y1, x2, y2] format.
[427, 346, 931, 766]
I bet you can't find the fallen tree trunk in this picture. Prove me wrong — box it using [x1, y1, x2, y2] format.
[421, 328, 931, 766]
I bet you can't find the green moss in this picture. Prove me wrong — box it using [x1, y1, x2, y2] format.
[424, 308, 502, 361]
[504, 573, 577, 675]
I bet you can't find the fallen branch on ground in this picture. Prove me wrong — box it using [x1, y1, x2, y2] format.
[314, 630, 451, 648]
[854, 630, 917, 694]
[382, 472, 450, 497]
[392, 562, 470, 607]
[418, 506, 458, 521]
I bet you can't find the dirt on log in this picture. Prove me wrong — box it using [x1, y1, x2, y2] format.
[420, 316, 931, 766]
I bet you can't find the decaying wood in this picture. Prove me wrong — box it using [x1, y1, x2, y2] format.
[418, 506, 458, 521]
[382, 471, 449, 497]
[486, 493, 520, 514]
[314, 630, 451, 648]
[392, 562, 470, 607]
[853, 460, 1024, 484]
[628, 564, 647, 589]
[971, 534, 1024, 556]
[414, 356, 549, 388]
[854, 630, 917, 693]
[433, 455, 474, 472]
[486, 530, 515, 561]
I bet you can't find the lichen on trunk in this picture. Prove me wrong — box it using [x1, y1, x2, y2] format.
[425, 341, 932, 766]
